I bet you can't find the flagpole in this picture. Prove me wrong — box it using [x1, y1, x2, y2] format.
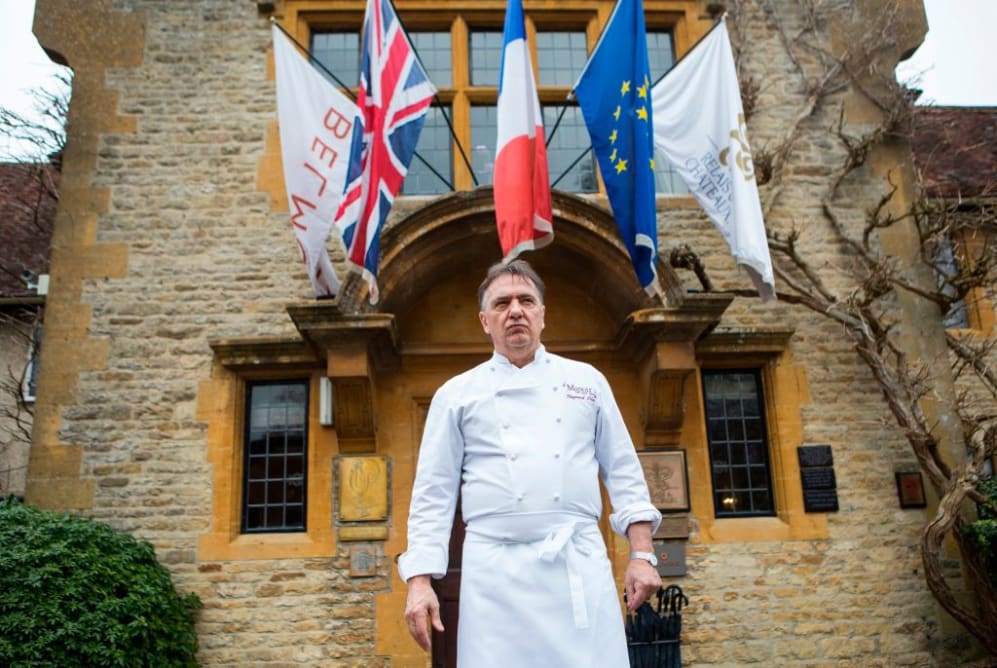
[544, 105, 568, 149]
[651, 16, 726, 88]
[387, 0, 478, 186]
[550, 146, 592, 189]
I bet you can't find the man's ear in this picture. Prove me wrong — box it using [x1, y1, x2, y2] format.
[479, 311, 489, 334]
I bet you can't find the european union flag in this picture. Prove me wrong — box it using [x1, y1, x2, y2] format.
[572, 0, 660, 296]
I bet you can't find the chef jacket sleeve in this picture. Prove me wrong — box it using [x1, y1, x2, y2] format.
[592, 370, 662, 537]
[397, 384, 464, 581]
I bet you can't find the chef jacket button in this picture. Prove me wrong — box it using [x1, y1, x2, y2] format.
[556, 417, 562, 423]
[502, 423, 509, 429]
[509, 453, 518, 461]
[552, 386, 558, 391]
[554, 494, 560, 501]
[554, 453, 560, 459]
[517, 494, 524, 502]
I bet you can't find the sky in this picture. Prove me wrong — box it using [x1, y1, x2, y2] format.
[0, 0, 995, 159]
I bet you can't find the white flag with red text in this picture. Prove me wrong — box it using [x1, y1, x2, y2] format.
[273, 24, 359, 297]
[651, 21, 775, 301]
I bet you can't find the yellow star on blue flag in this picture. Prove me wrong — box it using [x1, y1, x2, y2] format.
[572, 0, 659, 295]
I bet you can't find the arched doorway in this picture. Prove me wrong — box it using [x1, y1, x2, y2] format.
[341, 188, 730, 666]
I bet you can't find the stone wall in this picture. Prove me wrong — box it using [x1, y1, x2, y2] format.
[26, 0, 986, 666]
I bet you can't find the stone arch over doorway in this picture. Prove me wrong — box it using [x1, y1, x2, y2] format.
[335, 187, 687, 325]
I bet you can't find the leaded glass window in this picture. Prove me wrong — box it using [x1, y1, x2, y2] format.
[243, 380, 308, 532]
[702, 370, 775, 517]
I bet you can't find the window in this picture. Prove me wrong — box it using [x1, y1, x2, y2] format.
[22, 321, 42, 403]
[932, 234, 969, 328]
[544, 106, 598, 191]
[469, 30, 503, 86]
[243, 380, 309, 532]
[536, 31, 588, 86]
[403, 104, 453, 195]
[470, 105, 497, 185]
[303, 7, 690, 195]
[702, 369, 775, 518]
[310, 31, 360, 88]
[646, 30, 688, 195]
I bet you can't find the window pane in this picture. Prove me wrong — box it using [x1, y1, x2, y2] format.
[470, 106, 497, 185]
[470, 31, 503, 86]
[703, 370, 775, 517]
[647, 31, 675, 80]
[542, 106, 598, 192]
[243, 380, 309, 532]
[410, 32, 451, 87]
[646, 31, 688, 195]
[249, 433, 266, 456]
[536, 32, 587, 86]
[25, 323, 42, 400]
[285, 506, 304, 527]
[311, 31, 360, 88]
[403, 105, 453, 195]
[933, 235, 970, 328]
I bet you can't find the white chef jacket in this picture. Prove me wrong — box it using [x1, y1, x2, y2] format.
[398, 346, 661, 667]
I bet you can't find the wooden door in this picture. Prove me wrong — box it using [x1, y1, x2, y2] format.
[431, 498, 464, 668]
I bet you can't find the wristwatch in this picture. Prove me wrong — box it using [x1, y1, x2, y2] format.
[630, 551, 658, 566]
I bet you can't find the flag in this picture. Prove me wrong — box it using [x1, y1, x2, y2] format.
[272, 24, 359, 297]
[335, 0, 437, 304]
[494, 0, 553, 262]
[651, 21, 775, 301]
[572, 0, 661, 297]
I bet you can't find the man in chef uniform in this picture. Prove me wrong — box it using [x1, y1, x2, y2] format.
[399, 259, 662, 667]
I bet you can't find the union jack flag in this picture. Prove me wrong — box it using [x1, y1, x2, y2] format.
[335, 0, 436, 304]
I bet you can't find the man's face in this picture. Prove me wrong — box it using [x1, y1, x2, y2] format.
[478, 273, 545, 363]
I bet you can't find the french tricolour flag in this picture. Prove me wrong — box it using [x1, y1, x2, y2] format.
[494, 0, 553, 262]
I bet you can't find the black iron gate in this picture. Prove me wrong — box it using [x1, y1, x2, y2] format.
[625, 585, 688, 668]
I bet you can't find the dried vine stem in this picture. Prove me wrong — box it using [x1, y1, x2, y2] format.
[696, 0, 997, 656]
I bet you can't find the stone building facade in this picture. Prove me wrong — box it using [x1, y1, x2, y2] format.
[25, 0, 992, 666]
[0, 161, 56, 498]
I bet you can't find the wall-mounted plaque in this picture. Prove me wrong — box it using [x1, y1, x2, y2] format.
[801, 467, 836, 490]
[798, 445, 839, 513]
[798, 444, 834, 468]
[639, 450, 690, 512]
[653, 540, 687, 577]
[895, 471, 927, 509]
[349, 545, 378, 577]
[802, 487, 839, 513]
[338, 456, 388, 521]
[654, 514, 690, 539]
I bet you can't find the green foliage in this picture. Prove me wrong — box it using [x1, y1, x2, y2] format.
[964, 477, 997, 586]
[976, 476, 997, 520]
[0, 497, 201, 667]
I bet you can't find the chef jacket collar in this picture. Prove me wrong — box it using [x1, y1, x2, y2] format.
[490, 344, 548, 370]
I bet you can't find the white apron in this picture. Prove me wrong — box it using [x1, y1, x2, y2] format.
[398, 348, 659, 666]
[457, 512, 629, 668]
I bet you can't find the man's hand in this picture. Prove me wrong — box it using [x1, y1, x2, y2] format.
[404, 575, 444, 652]
[624, 521, 661, 611]
[624, 557, 662, 612]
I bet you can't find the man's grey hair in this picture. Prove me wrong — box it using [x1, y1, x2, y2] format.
[477, 259, 546, 309]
